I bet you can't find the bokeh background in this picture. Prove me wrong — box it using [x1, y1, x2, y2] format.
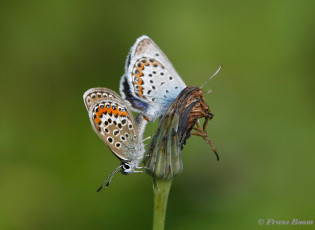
[1, 1, 314, 229]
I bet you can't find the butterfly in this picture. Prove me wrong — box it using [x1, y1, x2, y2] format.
[120, 35, 186, 122]
[83, 88, 147, 190]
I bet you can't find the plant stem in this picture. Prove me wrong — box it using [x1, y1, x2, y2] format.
[152, 179, 172, 230]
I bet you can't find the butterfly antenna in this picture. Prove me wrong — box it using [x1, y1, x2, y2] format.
[96, 165, 122, 192]
[200, 65, 222, 89]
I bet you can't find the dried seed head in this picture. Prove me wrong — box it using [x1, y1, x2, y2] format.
[143, 86, 218, 180]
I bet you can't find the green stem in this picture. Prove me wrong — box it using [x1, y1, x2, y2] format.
[152, 179, 172, 230]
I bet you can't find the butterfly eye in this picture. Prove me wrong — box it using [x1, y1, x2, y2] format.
[123, 164, 130, 170]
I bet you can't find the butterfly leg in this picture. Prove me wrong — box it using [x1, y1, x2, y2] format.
[136, 154, 152, 160]
[142, 135, 151, 143]
[133, 170, 145, 173]
[134, 165, 149, 173]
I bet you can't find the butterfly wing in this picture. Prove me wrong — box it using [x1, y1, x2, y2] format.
[83, 88, 141, 161]
[120, 35, 186, 121]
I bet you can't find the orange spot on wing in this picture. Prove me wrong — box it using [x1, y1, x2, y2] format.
[137, 86, 143, 96]
[94, 117, 100, 124]
[99, 107, 106, 113]
[105, 105, 113, 114]
[134, 68, 143, 77]
[134, 76, 142, 85]
[112, 105, 118, 116]
[96, 107, 105, 117]
[118, 110, 127, 116]
[134, 63, 144, 77]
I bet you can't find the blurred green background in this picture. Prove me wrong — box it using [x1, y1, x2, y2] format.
[1, 1, 314, 229]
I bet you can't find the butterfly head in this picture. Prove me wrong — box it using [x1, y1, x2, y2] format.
[120, 161, 137, 174]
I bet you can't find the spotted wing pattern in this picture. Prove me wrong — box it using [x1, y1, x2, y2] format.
[120, 35, 186, 121]
[83, 88, 140, 161]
